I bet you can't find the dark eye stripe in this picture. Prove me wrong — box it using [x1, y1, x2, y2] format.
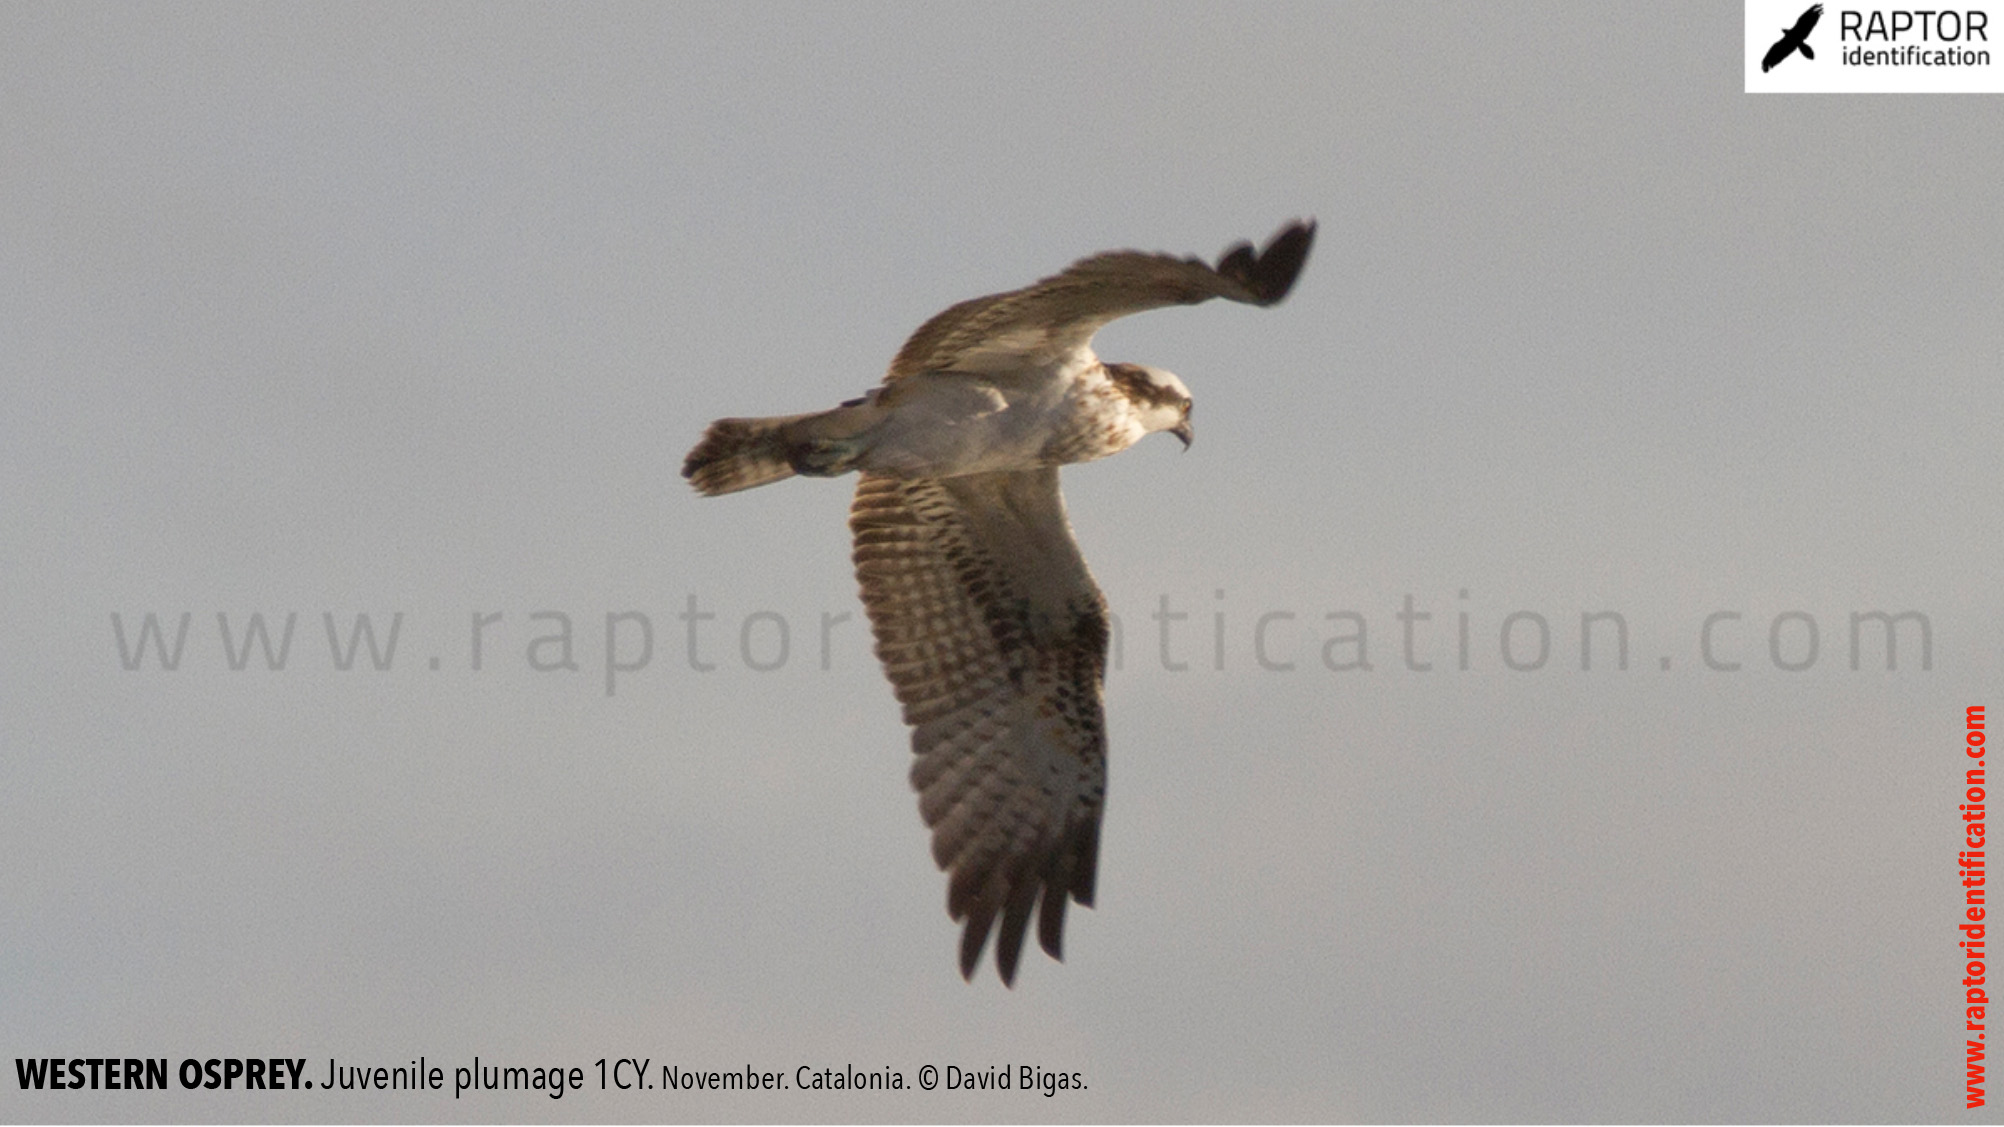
[1104, 362, 1190, 410]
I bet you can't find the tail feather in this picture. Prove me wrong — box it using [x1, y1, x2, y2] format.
[682, 403, 884, 496]
[683, 415, 809, 495]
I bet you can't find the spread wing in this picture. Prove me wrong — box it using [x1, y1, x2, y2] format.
[1791, 3, 1822, 37]
[849, 469, 1108, 985]
[886, 219, 1316, 380]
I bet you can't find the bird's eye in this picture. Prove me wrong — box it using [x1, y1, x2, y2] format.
[1181, 398, 1193, 414]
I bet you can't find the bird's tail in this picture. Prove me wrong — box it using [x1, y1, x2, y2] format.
[1800, 42, 1814, 59]
[682, 404, 882, 496]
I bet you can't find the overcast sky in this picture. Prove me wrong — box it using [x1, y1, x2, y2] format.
[5, 3, 2001, 1121]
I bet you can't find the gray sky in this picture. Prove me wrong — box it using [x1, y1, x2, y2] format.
[5, 3, 2000, 1121]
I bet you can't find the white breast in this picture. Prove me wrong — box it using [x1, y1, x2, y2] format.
[859, 354, 1134, 478]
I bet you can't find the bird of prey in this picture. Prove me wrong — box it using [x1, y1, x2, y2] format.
[1762, 3, 1822, 71]
[683, 220, 1316, 984]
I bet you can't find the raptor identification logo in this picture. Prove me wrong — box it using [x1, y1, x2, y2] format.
[1745, 0, 2004, 90]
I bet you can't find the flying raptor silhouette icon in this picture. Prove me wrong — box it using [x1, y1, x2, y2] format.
[1763, 4, 1822, 71]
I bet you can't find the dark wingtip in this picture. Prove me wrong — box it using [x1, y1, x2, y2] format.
[995, 941, 1022, 988]
[1221, 218, 1317, 305]
[953, 891, 1033, 987]
[1037, 881, 1069, 961]
[959, 908, 999, 984]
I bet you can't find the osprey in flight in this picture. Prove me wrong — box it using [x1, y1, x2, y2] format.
[683, 220, 1316, 984]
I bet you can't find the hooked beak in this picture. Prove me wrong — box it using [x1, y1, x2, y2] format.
[1171, 420, 1194, 450]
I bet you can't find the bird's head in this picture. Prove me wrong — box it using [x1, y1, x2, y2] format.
[1106, 362, 1194, 449]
